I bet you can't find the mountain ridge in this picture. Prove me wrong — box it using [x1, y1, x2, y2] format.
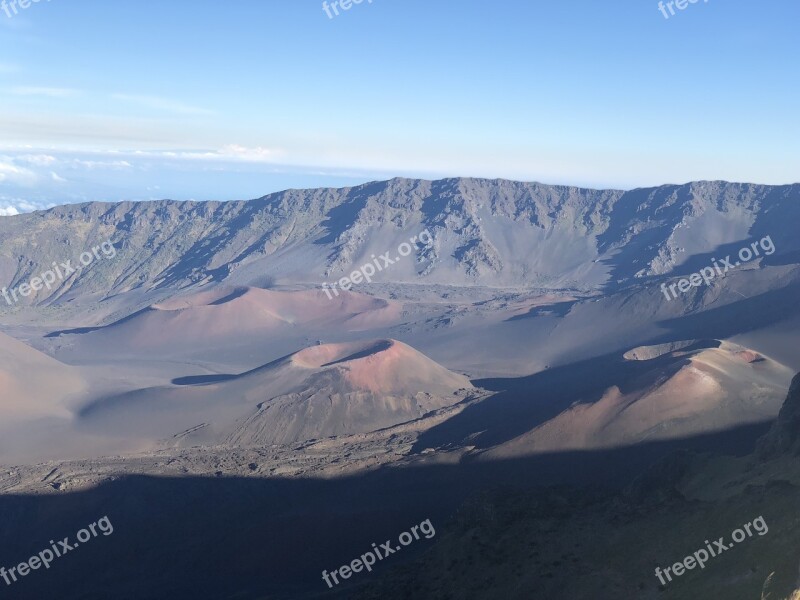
[0, 177, 798, 313]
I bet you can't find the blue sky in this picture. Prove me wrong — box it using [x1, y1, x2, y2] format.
[0, 0, 797, 213]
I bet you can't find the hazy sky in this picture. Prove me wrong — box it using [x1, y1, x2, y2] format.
[0, 0, 797, 213]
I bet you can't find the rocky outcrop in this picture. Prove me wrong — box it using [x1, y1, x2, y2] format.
[757, 373, 800, 459]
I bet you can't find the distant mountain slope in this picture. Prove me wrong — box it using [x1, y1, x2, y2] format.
[0, 179, 797, 309]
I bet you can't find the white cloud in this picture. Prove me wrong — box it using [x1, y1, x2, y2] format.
[9, 86, 80, 98]
[218, 144, 283, 162]
[69, 159, 133, 170]
[0, 161, 38, 185]
[17, 153, 58, 166]
[0, 197, 49, 215]
[135, 145, 286, 164]
[111, 93, 213, 116]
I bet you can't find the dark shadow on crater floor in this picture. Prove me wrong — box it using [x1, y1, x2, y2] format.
[0, 424, 774, 600]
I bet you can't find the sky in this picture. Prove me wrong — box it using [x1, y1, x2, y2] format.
[0, 0, 798, 214]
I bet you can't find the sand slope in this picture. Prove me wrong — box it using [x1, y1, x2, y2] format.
[77, 339, 474, 447]
[0, 331, 85, 422]
[50, 286, 402, 352]
[486, 340, 795, 458]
